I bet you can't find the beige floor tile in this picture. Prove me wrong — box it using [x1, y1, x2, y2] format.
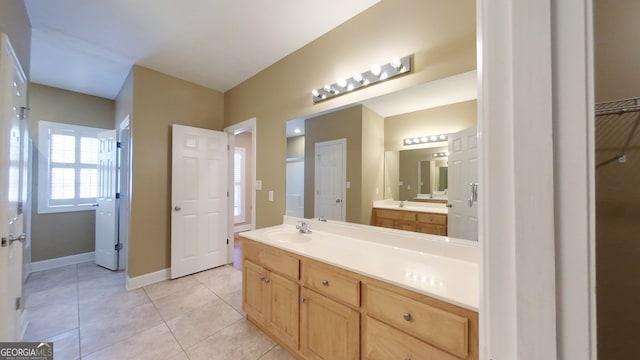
[23, 296, 78, 341]
[198, 266, 243, 297]
[194, 264, 238, 282]
[259, 345, 297, 360]
[186, 320, 276, 360]
[25, 281, 77, 310]
[166, 298, 244, 348]
[152, 283, 219, 321]
[26, 264, 77, 293]
[220, 288, 245, 316]
[82, 323, 183, 360]
[80, 301, 164, 356]
[143, 275, 200, 301]
[44, 328, 80, 360]
[79, 285, 149, 318]
[76, 262, 122, 281]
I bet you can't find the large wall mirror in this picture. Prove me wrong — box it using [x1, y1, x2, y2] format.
[285, 70, 478, 240]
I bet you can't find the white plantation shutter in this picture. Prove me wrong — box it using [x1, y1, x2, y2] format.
[38, 121, 108, 213]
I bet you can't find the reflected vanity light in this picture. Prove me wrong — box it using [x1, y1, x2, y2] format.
[311, 55, 412, 103]
[432, 152, 449, 158]
[403, 133, 448, 146]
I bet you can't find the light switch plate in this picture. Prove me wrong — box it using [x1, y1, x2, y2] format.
[268, 191, 274, 202]
[256, 180, 262, 190]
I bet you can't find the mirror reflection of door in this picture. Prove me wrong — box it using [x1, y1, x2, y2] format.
[314, 139, 346, 221]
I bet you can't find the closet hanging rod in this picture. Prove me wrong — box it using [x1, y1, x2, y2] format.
[596, 97, 640, 116]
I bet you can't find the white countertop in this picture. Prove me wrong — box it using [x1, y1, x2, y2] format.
[240, 216, 479, 311]
[372, 200, 448, 214]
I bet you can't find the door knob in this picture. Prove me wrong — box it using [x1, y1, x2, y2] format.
[1, 233, 26, 247]
[335, 199, 341, 203]
[92, 203, 99, 207]
[446, 204, 452, 208]
[174, 206, 181, 211]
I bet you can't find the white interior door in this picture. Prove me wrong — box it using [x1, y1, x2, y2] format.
[171, 124, 228, 279]
[95, 129, 118, 270]
[0, 33, 27, 341]
[448, 127, 478, 241]
[314, 139, 346, 221]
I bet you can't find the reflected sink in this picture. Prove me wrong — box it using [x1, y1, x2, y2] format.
[264, 229, 313, 244]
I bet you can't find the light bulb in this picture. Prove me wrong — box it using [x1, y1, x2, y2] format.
[405, 139, 412, 145]
[380, 72, 388, 80]
[312, 89, 320, 97]
[353, 73, 363, 83]
[337, 78, 347, 88]
[440, 134, 447, 140]
[347, 84, 354, 91]
[371, 64, 382, 77]
[391, 57, 403, 71]
[324, 84, 331, 92]
[430, 135, 437, 141]
[294, 128, 301, 134]
[413, 138, 420, 143]
[421, 137, 428, 143]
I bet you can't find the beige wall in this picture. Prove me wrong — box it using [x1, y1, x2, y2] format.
[128, 65, 224, 277]
[361, 106, 384, 224]
[384, 100, 477, 151]
[235, 131, 252, 226]
[224, 0, 476, 228]
[286, 136, 305, 159]
[304, 105, 363, 223]
[0, 0, 31, 77]
[594, 1, 640, 358]
[29, 83, 115, 261]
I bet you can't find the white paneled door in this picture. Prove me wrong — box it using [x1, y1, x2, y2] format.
[447, 127, 478, 241]
[0, 33, 27, 341]
[171, 125, 228, 279]
[314, 139, 346, 221]
[95, 129, 118, 270]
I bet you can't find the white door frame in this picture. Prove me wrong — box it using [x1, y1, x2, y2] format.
[224, 118, 256, 262]
[118, 116, 131, 271]
[479, 0, 595, 359]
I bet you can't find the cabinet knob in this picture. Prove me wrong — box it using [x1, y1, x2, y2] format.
[264, 278, 270, 284]
[300, 297, 306, 303]
[403, 313, 412, 321]
[405, 357, 411, 360]
[321, 280, 329, 286]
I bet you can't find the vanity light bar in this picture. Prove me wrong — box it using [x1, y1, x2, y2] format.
[403, 134, 448, 146]
[311, 55, 412, 103]
[432, 152, 450, 158]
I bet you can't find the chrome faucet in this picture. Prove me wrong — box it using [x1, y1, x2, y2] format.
[399, 200, 406, 208]
[318, 216, 327, 222]
[296, 221, 312, 234]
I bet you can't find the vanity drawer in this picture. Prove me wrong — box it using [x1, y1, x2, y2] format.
[366, 285, 469, 359]
[417, 212, 447, 225]
[301, 260, 360, 307]
[243, 239, 299, 280]
[365, 316, 459, 360]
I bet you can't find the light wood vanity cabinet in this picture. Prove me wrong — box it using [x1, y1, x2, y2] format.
[242, 238, 477, 360]
[372, 208, 448, 236]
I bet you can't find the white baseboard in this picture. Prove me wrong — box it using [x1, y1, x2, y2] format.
[126, 268, 170, 290]
[31, 252, 95, 272]
[234, 223, 253, 232]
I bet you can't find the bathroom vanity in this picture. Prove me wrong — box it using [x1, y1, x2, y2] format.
[240, 217, 478, 360]
[371, 200, 448, 236]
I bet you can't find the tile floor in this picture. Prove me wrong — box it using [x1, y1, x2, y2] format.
[22, 261, 295, 360]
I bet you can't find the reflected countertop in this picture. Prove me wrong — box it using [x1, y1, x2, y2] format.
[239, 216, 478, 311]
[372, 200, 448, 214]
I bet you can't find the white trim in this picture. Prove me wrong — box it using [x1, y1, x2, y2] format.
[234, 223, 253, 233]
[30, 252, 95, 272]
[126, 268, 170, 290]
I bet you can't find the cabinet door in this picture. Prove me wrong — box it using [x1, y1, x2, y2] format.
[266, 271, 299, 350]
[300, 288, 359, 360]
[243, 260, 267, 323]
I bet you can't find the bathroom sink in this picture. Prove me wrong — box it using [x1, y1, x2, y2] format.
[264, 229, 313, 244]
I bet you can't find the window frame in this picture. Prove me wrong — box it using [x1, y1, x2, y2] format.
[37, 120, 108, 214]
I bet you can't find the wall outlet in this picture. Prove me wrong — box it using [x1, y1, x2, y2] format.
[268, 190, 273, 202]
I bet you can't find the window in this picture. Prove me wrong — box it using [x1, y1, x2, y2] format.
[234, 147, 246, 223]
[38, 121, 106, 213]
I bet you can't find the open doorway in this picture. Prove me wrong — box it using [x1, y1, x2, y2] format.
[224, 118, 256, 270]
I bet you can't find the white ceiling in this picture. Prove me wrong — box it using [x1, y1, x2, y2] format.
[25, 0, 380, 99]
